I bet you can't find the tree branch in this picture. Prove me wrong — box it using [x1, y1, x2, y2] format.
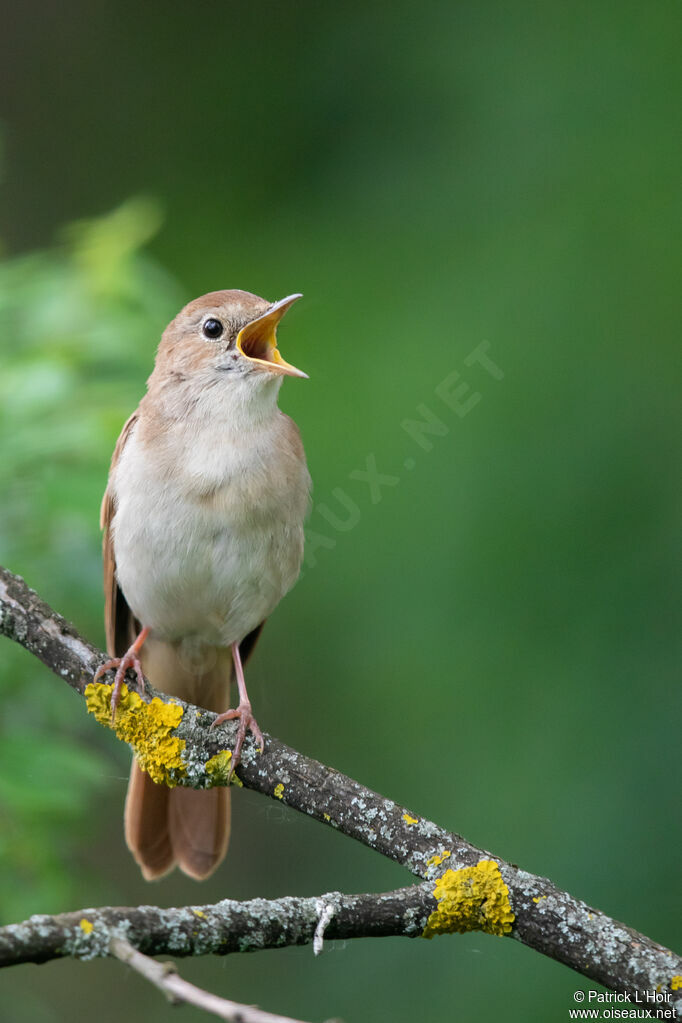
[0, 884, 434, 966]
[1, 564, 681, 1016]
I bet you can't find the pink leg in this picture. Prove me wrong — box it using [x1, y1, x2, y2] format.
[93, 626, 150, 723]
[211, 641, 264, 770]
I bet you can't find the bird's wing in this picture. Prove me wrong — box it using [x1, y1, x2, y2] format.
[239, 621, 266, 664]
[101, 411, 140, 657]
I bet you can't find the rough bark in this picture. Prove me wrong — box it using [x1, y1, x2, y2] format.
[0, 885, 434, 966]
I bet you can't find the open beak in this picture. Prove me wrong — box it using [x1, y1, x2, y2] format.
[236, 293, 307, 378]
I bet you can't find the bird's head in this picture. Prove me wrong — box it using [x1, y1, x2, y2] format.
[153, 290, 307, 406]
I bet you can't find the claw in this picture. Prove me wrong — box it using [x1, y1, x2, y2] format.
[93, 627, 149, 723]
[208, 639, 266, 778]
[211, 701, 264, 777]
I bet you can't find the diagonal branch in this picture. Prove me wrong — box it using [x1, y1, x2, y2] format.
[109, 935, 311, 1023]
[1, 564, 681, 1016]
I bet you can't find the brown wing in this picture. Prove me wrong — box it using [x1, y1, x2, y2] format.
[101, 411, 140, 657]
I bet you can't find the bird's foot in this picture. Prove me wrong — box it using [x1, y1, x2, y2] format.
[211, 701, 264, 774]
[93, 627, 149, 723]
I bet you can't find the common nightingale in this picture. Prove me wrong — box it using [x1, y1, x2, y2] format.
[96, 290, 310, 880]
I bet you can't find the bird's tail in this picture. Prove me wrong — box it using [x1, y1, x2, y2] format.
[124, 636, 232, 881]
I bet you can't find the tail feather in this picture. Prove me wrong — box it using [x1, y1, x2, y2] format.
[124, 637, 233, 881]
[124, 762, 174, 881]
[169, 786, 231, 880]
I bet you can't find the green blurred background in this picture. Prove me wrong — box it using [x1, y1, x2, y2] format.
[1, 1, 680, 1020]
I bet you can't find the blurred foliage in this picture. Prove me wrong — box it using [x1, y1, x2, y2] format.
[0, 202, 185, 920]
[0, 1, 680, 1021]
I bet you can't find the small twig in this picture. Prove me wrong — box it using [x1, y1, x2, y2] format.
[109, 935, 311, 1023]
[313, 899, 338, 957]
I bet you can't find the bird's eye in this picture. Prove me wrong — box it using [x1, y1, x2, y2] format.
[202, 318, 224, 340]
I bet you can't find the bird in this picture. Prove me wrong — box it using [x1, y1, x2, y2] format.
[95, 289, 310, 881]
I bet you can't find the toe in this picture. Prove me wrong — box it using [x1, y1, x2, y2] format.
[94, 659, 117, 684]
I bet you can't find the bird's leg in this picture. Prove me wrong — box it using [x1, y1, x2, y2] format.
[211, 641, 264, 772]
[93, 626, 150, 723]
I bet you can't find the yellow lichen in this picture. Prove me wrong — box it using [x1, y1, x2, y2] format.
[323, 813, 331, 821]
[671, 976, 682, 991]
[85, 682, 185, 785]
[204, 749, 242, 786]
[79, 918, 94, 935]
[533, 895, 548, 903]
[192, 909, 207, 919]
[274, 783, 285, 799]
[402, 813, 419, 826]
[422, 859, 515, 939]
[426, 849, 452, 868]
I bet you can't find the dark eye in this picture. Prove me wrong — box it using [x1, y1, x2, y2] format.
[202, 318, 224, 340]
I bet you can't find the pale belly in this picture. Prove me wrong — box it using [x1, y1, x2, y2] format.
[112, 455, 306, 647]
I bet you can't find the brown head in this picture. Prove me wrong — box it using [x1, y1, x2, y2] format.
[151, 289, 307, 394]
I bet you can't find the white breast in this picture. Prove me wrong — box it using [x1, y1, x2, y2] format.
[111, 411, 309, 646]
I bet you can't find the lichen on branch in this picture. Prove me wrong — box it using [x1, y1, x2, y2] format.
[422, 860, 514, 939]
[85, 681, 186, 785]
